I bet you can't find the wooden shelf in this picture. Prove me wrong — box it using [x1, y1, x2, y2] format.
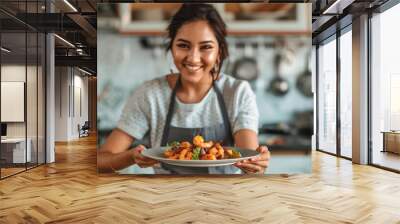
[118, 3, 311, 36]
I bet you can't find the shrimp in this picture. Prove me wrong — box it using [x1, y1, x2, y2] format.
[185, 152, 193, 160]
[201, 154, 216, 160]
[201, 141, 214, 148]
[217, 148, 224, 159]
[164, 136, 242, 160]
[180, 141, 192, 149]
[208, 147, 218, 155]
[164, 149, 174, 158]
[193, 135, 204, 147]
[215, 143, 224, 158]
[179, 149, 188, 160]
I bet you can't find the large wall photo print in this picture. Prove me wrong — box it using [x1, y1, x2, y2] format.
[97, 3, 313, 175]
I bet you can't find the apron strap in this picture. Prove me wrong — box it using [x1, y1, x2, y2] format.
[160, 77, 180, 146]
[160, 75, 234, 146]
[212, 80, 234, 145]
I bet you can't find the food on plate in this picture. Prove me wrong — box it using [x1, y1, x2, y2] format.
[164, 135, 242, 160]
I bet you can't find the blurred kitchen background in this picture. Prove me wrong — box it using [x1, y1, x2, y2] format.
[97, 3, 313, 174]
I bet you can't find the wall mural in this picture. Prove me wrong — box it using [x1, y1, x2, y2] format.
[97, 3, 313, 175]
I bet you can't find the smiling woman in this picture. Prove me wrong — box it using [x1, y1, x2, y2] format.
[97, 3, 270, 175]
[170, 20, 220, 90]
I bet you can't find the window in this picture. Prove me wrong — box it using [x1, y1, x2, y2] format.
[339, 28, 352, 158]
[371, 3, 400, 171]
[317, 36, 337, 154]
[0, 1, 46, 179]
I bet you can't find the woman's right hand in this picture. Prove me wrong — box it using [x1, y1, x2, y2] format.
[131, 145, 159, 168]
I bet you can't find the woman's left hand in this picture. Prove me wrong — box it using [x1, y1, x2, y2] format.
[234, 145, 270, 174]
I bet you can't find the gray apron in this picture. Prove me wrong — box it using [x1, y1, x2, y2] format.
[160, 76, 240, 174]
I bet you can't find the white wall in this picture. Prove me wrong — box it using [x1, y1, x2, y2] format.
[1, 64, 46, 164]
[71, 72, 89, 138]
[54, 67, 89, 141]
[1, 65, 25, 126]
[1, 65, 26, 141]
[1, 65, 39, 137]
[55, 67, 69, 141]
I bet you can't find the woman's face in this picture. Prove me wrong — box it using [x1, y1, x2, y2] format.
[171, 20, 220, 84]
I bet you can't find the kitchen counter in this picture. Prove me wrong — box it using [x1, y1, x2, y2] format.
[381, 131, 400, 154]
[259, 133, 311, 152]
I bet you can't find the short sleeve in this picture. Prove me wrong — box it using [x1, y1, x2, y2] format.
[117, 85, 150, 140]
[232, 81, 259, 134]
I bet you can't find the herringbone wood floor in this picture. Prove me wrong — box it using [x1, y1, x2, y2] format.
[1, 134, 400, 224]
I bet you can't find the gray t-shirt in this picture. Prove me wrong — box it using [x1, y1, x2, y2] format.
[117, 73, 259, 148]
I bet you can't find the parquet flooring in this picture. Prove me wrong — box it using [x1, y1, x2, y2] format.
[1, 134, 400, 223]
[1, 167, 26, 177]
[373, 151, 400, 171]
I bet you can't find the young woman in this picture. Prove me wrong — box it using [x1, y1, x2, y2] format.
[98, 3, 270, 174]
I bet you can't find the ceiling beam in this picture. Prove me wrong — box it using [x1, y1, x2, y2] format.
[55, 55, 96, 72]
[322, 0, 355, 14]
[312, 15, 335, 33]
[67, 13, 97, 39]
[11, 13, 82, 32]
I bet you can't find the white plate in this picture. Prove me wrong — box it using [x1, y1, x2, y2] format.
[141, 146, 260, 167]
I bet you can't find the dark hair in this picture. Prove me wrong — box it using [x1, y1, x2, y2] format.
[166, 3, 229, 79]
